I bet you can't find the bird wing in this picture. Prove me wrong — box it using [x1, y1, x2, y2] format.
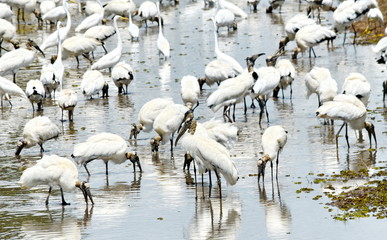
[316, 99, 365, 121]
[0, 76, 26, 98]
[76, 14, 100, 32]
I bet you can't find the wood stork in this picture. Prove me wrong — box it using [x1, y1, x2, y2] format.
[58, 89, 77, 121]
[151, 103, 189, 153]
[291, 24, 336, 59]
[305, 66, 338, 107]
[0, 39, 45, 83]
[62, 35, 102, 67]
[91, 15, 125, 71]
[257, 125, 287, 182]
[207, 53, 263, 122]
[40, 0, 71, 52]
[15, 116, 60, 156]
[71, 132, 142, 176]
[373, 36, 387, 64]
[0, 19, 17, 55]
[0, 76, 27, 107]
[81, 70, 108, 99]
[306, 0, 336, 22]
[127, 9, 139, 40]
[84, 25, 116, 54]
[136, 1, 160, 28]
[180, 75, 200, 109]
[198, 59, 238, 91]
[215, 9, 237, 32]
[83, 0, 103, 15]
[111, 61, 134, 94]
[42, 0, 73, 24]
[266, 0, 285, 13]
[133, 98, 174, 139]
[279, 14, 316, 52]
[272, 59, 296, 99]
[75, 0, 104, 32]
[26, 80, 45, 111]
[103, 0, 136, 18]
[175, 110, 239, 198]
[316, 94, 377, 148]
[341, 73, 371, 107]
[19, 155, 94, 205]
[218, 0, 247, 19]
[333, 0, 377, 44]
[0, 3, 13, 19]
[156, 2, 170, 60]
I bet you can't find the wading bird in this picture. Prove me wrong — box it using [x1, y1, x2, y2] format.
[26, 80, 45, 111]
[257, 125, 287, 182]
[111, 61, 134, 94]
[156, 2, 170, 59]
[0, 76, 26, 107]
[341, 72, 371, 107]
[316, 94, 377, 148]
[103, 0, 136, 17]
[305, 66, 338, 107]
[180, 75, 200, 109]
[19, 155, 94, 205]
[72, 132, 142, 176]
[127, 9, 139, 40]
[136, 1, 159, 28]
[75, 0, 104, 32]
[0, 18, 17, 55]
[62, 35, 102, 67]
[272, 59, 296, 99]
[218, 0, 247, 19]
[214, 8, 237, 32]
[84, 25, 116, 54]
[175, 111, 239, 198]
[15, 116, 60, 156]
[81, 70, 108, 99]
[58, 89, 77, 121]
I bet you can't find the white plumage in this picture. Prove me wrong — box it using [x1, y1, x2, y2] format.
[137, 1, 158, 27]
[103, 0, 136, 17]
[75, 0, 104, 32]
[62, 36, 102, 67]
[202, 119, 238, 149]
[279, 14, 316, 51]
[180, 75, 200, 109]
[137, 98, 174, 133]
[218, 0, 247, 19]
[83, 0, 103, 15]
[0, 3, 13, 19]
[0, 76, 26, 107]
[81, 70, 107, 99]
[273, 59, 296, 99]
[257, 125, 287, 182]
[199, 59, 238, 90]
[72, 132, 141, 176]
[305, 66, 338, 106]
[58, 89, 77, 121]
[15, 116, 60, 155]
[0, 19, 16, 53]
[215, 9, 237, 32]
[156, 2, 170, 59]
[42, 0, 66, 22]
[19, 154, 94, 205]
[341, 73, 371, 107]
[26, 79, 45, 111]
[111, 61, 134, 94]
[127, 9, 139, 40]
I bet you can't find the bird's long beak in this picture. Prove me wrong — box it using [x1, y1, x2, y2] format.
[130, 154, 142, 172]
[80, 182, 94, 205]
[15, 141, 25, 156]
[120, 16, 129, 20]
[69, 0, 77, 3]
[175, 121, 189, 147]
[365, 122, 377, 148]
[29, 39, 45, 57]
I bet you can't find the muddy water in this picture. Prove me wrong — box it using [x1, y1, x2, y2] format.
[1, 0, 386, 239]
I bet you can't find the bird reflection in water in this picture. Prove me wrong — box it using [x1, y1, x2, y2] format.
[258, 183, 292, 239]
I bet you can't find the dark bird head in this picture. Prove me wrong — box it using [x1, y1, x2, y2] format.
[198, 77, 206, 92]
[246, 53, 265, 71]
[126, 152, 142, 172]
[364, 121, 377, 148]
[279, 36, 289, 52]
[129, 123, 143, 140]
[266, 48, 286, 66]
[102, 82, 109, 98]
[76, 181, 94, 205]
[15, 140, 25, 156]
[175, 110, 195, 147]
[150, 136, 162, 152]
[27, 39, 45, 57]
[257, 154, 270, 183]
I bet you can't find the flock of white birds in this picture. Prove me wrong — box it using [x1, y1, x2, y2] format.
[0, 0, 385, 205]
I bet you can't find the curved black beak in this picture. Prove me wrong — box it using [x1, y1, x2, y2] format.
[175, 121, 189, 147]
[365, 123, 377, 148]
[15, 141, 25, 156]
[29, 39, 45, 57]
[130, 154, 142, 172]
[80, 182, 94, 205]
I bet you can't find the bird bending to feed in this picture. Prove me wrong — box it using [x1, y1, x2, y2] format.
[58, 89, 78, 121]
[175, 110, 239, 198]
[305, 66, 338, 107]
[72, 132, 142, 176]
[111, 61, 134, 94]
[81, 70, 109, 99]
[180, 75, 200, 109]
[19, 155, 94, 205]
[0, 76, 26, 107]
[257, 126, 287, 182]
[15, 116, 60, 156]
[272, 59, 296, 99]
[26, 80, 45, 111]
[316, 94, 377, 148]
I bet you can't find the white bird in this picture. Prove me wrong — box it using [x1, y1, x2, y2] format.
[0, 39, 45, 83]
[207, 54, 262, 122]
[84, 25, 116, 54]
[273, 59, 296, 99]
[156, 2, 170, 60]
[214, 9, 237, 32]
[58, 88, 77, 121]
[127, 9, 139, 40]
[341, 73, 371, 107]
[365, 8, 384, 32]
[0, 18, 17, 55]
[26, 79, 45, 111]
[218, 0, 247, 19]
[305, 66, 338, 107]
[136, 1, 159, 28]
[83, 0, 103, 15]
[9, 0, 37, 23]
[75, 0, 104, 32]
[39, 0, 57, 19]
[306, 0, 335, 22]
[383, 80, 387, 102]
[279, 14, 316, 52]
[19, 154, 94, 205]
[316, 94, 377, 148]
[151, 103, 189, 153]
[181, 75, 200, 109]
[198, 59, 238, 91]
[81, 70, 108, 99]
[251, 66, 281, 125]
[291, 24, 336, 59]
[40, 1, 71, 52]
[175, 111, 239, 197]
[71, 132, 142, 176]
[0, 3, 13, 19]
[133, 98, 174, 139]
[257, 125, 287, 182]
[42, 0, 70, 23]
[91, 15, 124, 71]
[111, 61, 134, 94]
[265, 0, 285, 13]
[333, 0, 378, 44]
[62, 35, 102, 67]
[0, 76, 27, 107]
[103, 0, 136, 18]
[15, 116, 60, 156]
[373, 36, 387, 64]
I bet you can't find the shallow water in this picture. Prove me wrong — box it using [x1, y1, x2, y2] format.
[1, 0, 386, 239]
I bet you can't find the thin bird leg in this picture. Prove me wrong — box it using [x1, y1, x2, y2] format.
[290, 84, 293, 99]
[345, 123, 350, 148]
[82, 53, 93, 64]
[170, 135, 174, 152]
[258, 98, 265, 125]
[13, 73, 16, 83]
[281, 87, 285, 99]
[84, 162, 91, 176]
[317, 94, 321, 107]
[311, 48, 316, 58]
[105, 161, 109, 175]
[264, 98, 269, 122]
[276, 150, 280, 180]
[214, 170, 222, 199]
[232, 103, 236, 122]
[335, 122, 346, 148]
[244, 97, 247, 115]
[343, 27, 347, 45]
[208, 170, 212, 198]
[270, 160, 274, 182]
[39, 143, 44, 153]
[351, 24, 357, 44]
[76, 56, 80, 68]
[60, 186, 70, 205]
[101, 43, 108, 54]
[45, 186, 52, 205]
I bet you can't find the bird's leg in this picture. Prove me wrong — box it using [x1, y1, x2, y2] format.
[270, 160, 274, 182]
[250, 98, 256, 108]
[60, 186, 70, 205]
[343, 27, 347, 45]
[317, 95, 321, 107]
[82, 53, 93, 64]
[244, 97, 247, 115]
[37, 100, 43, 111]
[105, 161, 109, 175]
[258, 98, 265, 125]
[76, 56, 80, 68]
[281, 87, 285, 99]
[335, 122, 346, 148]
[232, 104, 236, 122]
[290, 84, 293, 99]
[311, 47, 317, 58]
[45, 186, 52, 205]
[22, 8, 25, 23]
[345, 123, 350, 148]
[351, 24, 357, 45]
[264, 98, 269, 122]
[276, 150, 280, 180]
[39, 143, 44, 153]
[102, 43, 108, 54]
[170, 137, 174, 152]
[214, 170, 222, 199]
[13, 73, 16, 83]
[208, 170, 212, 198]
[84, 163, 91, 176]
